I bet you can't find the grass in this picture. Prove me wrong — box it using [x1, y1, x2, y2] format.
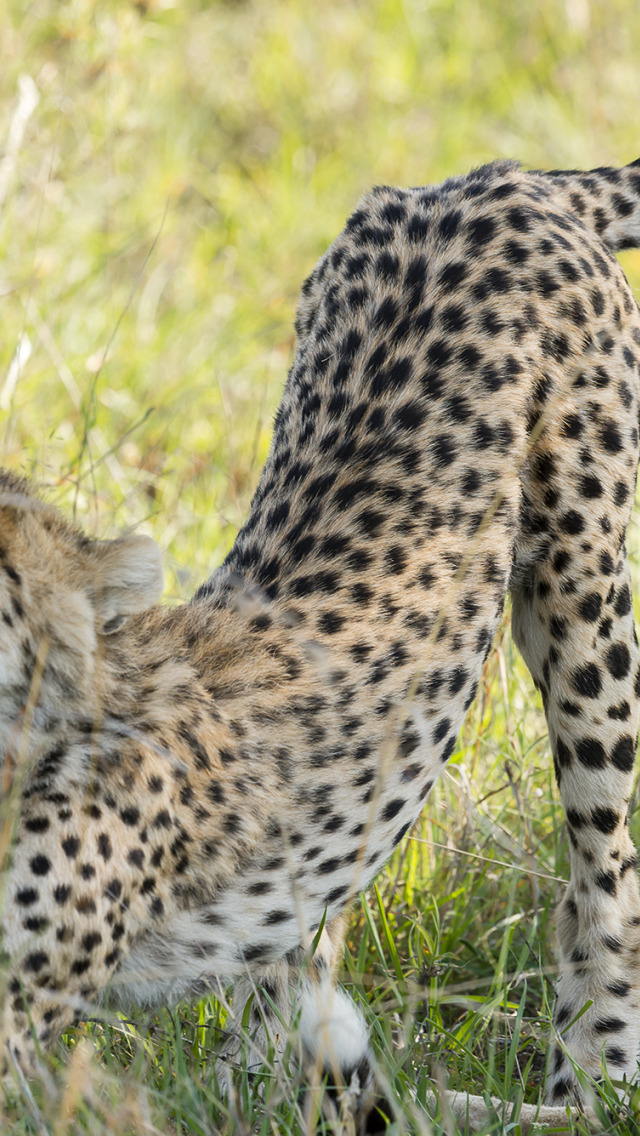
[2, 0, 640, 1132]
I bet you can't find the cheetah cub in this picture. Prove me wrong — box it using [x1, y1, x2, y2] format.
[2, 159, 640, 1127]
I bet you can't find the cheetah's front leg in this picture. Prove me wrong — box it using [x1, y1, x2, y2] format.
[222, 918, 378, 1127]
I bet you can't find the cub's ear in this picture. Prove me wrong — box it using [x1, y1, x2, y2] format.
[93, 534, 163, 634]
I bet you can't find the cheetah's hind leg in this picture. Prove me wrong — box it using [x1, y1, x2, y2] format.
[510, 331, 640, 1102]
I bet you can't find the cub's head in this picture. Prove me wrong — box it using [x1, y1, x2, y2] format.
[0, 469, 163, 737]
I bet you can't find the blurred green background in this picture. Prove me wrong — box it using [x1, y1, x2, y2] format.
[1, 0, 639, 595]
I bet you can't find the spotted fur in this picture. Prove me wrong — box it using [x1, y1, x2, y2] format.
[2, 159, 640, 1122]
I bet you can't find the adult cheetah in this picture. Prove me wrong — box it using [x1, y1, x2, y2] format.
[2, 158, 640, 1130]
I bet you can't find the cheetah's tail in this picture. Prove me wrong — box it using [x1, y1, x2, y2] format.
[543, 159, 640, 252]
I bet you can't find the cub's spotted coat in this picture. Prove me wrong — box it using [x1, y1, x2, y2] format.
[2, 159, 640, 1125]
